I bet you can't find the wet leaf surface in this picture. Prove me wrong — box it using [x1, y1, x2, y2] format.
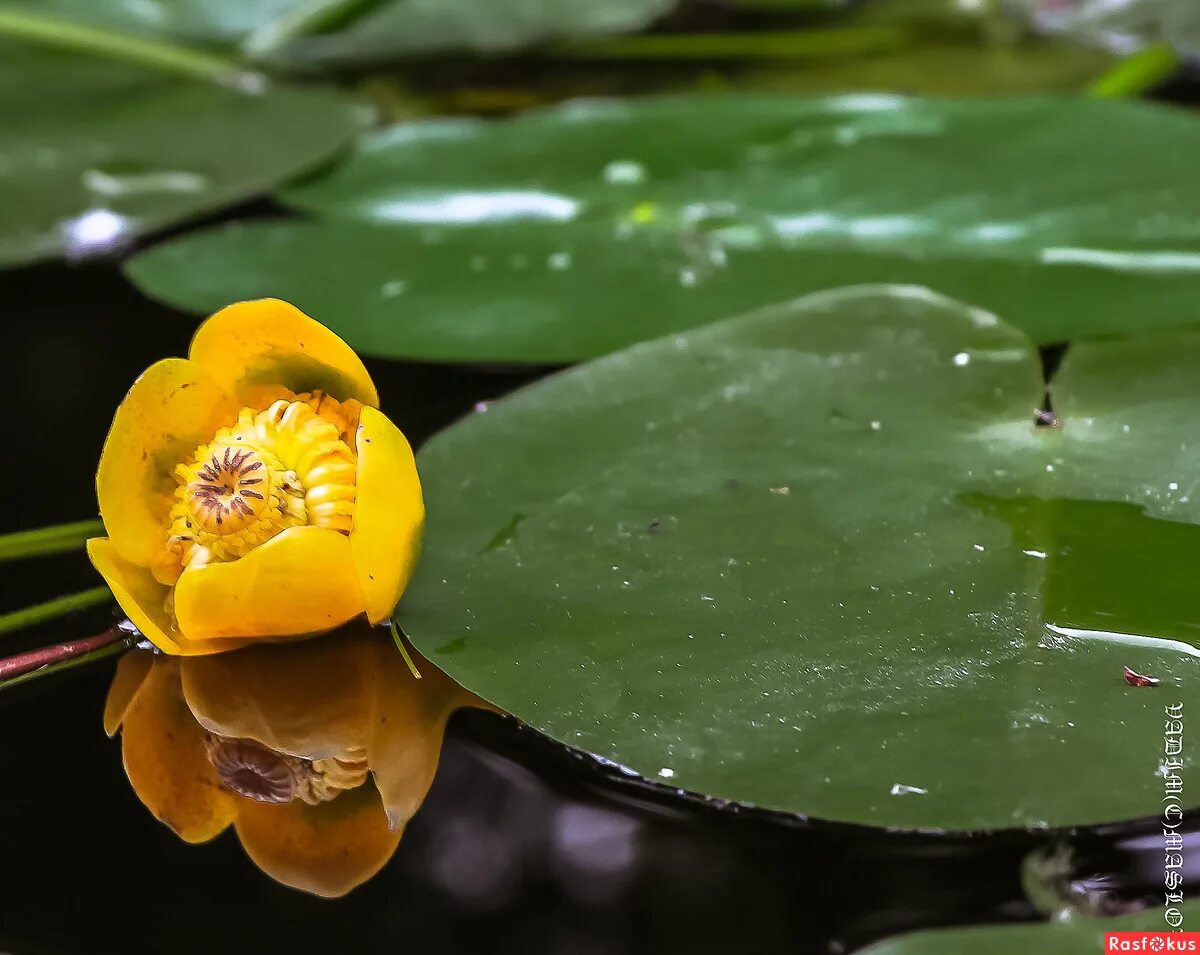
[0, 44, 359, 268]
[127, 94, 1200, 362]
[859, 902, 1200, 954]
[399, 285, 1197, 829]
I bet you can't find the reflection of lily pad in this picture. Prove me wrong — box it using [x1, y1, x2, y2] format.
[859, 902, 1200, 954]
[0, 45, 358, 268]
[127, 95, 1200, 363]
[398, 285, 1197, 830]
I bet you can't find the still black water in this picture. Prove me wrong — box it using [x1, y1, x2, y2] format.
[0, 227, 1193, 955]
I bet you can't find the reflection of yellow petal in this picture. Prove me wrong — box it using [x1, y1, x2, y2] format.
[174, 526, 367, 642]
[234, 781, 401, 898]
[351, 406, 424, 624]
[189, 299, 378, 409]
[96, 358, 236, 568]
[181, 629, 377, 761]
[368, 642, 467, 829]
[103, 650, 154, 736]
[119, 658, 238, 844]
[88, 538, 181, 654]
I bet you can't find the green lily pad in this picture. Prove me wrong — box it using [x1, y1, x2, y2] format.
[0, 44, 358, 268]
[859, 903, 1200, 955]
[398, 285, 1197, 830]
[127, 95, 1200, 363]
[7, 0, 673, 59]
[275, 0, 676, 64]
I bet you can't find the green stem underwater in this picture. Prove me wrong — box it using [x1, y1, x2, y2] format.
[0, 586, 112, 637]
[0, 7, 260, 88]
[0, 518, 103, 562]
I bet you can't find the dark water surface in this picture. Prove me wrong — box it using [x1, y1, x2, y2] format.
[0, 243, 1194, 954]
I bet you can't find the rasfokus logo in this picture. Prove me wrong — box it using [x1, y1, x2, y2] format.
[1105, 934, 1200, 952]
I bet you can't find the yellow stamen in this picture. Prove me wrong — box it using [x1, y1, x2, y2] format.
[203, 734, 369, 806]
[164, 396, 358, 568]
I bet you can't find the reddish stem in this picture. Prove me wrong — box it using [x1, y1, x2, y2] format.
[0, 626, 125, 681]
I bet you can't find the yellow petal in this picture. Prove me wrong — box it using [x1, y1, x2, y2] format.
[96, 358, 237, 568]
[368, 641, 469, 829]
[351, 406, 425, 624]
[234, 781, 401, 898]
[181, 629, 378, 761]
[103, 649, 154, 736]
[119, 657, 238, 844]
[88, 537, 182, 654]
[173, 525, 366, 642]
[188, 299, 378, 409]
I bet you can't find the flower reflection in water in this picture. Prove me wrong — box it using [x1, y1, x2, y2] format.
[103, 623, 486, 897]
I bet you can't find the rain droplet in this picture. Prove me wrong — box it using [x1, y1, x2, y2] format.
[602, 159, 647, 185]
[889, 783, 927, 796]
[548, 251, 572, 271]
[380, 279, 407, 298]
[61, 208, 132, 258]
[953, 352, 971, 367]
[658, 767, 675, 779]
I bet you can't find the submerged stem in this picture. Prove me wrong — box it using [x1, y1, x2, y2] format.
[0, 586, 112, 637]
[0, 627, 130, 691]
[389, 618, 423, 680]
[0, 518, 103, 562]
[0, 8, 260, 88]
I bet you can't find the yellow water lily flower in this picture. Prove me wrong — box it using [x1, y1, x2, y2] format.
[104, 627, 480, 897]
[87, 299, 423, 655]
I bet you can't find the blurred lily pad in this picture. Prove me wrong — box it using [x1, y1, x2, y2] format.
[128, 95, 1200, 363]
[7, 0, 675, 60]
[398, 285, 1197, 830]
[736, 41, 1115, 95]
[0, 44, 359, 268]
[275, 0, 677, 64]
[859, 903, 1200, 954]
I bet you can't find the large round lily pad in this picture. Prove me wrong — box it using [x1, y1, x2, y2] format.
[398, 285, 1197, 830]
[128, 95, 1200, 363]
[0, 44, 358, 269]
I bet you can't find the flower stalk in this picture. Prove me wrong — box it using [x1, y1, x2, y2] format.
[0, 626, 131, 691]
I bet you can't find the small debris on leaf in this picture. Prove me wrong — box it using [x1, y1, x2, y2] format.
[769, 486, 791, 496]
[1122, 666, 1160, 688]
[889, 783, 928, 796]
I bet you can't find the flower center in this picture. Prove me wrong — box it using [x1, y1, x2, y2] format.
[163, 394, 359, 572]
[204, 733, 369, 806]
[188, 445, 279, 534]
